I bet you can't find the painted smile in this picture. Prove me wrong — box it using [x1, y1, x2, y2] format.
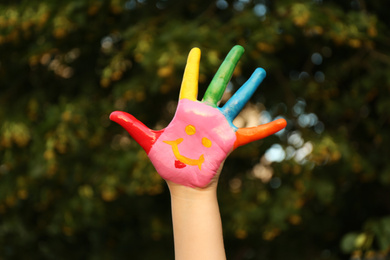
[163, 138, 204, 170]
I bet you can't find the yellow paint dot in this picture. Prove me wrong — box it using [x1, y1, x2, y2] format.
[185, 125, 196, 135]
[202, 137, 212, 148]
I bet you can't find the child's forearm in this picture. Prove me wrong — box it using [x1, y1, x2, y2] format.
[168, 183, 226, 260]
[109, 45, 287, 259]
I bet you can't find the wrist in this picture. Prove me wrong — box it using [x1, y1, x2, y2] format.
[167, 180, 225, 260]
[167, 180, 218, 201]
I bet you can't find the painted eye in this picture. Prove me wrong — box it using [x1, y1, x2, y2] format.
[202, 137, 212, 148]
[185, 125, 196, 135]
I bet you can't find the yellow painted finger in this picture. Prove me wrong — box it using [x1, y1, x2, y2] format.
[179, 48, 201, 101]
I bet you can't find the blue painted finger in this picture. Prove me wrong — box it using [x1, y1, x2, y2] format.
[221, 68, 266, 122]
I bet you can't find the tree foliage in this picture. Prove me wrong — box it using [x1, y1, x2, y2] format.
[1, 0, 389, 259]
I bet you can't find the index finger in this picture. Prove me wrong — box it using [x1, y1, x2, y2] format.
[179, 47, 201, 101]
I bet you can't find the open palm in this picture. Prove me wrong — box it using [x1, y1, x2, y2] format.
[110, 46, 286, 187]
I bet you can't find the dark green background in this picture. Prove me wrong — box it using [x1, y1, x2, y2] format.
[1, 0, 389, 259]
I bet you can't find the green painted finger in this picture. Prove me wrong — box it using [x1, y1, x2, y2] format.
[202, 45, 244, 106]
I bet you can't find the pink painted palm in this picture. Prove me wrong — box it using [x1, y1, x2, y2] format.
[110, 46, 287, 187]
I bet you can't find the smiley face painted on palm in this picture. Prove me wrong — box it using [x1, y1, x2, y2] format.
[110, 46, 287, 188]
[148, 99, 236, 187]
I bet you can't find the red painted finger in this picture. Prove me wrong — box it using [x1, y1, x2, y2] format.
[233, 118, 287, 149]
[110, 111, 163, 154]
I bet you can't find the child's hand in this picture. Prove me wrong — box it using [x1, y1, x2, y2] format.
[110, 46, 286, 188]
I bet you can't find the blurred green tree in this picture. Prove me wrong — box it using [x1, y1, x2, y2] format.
[0, 0, 389, 259]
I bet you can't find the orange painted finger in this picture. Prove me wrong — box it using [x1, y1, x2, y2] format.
[233, 118, 287, 149]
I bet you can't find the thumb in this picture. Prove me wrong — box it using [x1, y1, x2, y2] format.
[110, 111, 163, 154]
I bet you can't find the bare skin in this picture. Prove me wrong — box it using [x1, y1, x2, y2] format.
[167, 164, 225, 260]
[109, 46, 287, 259]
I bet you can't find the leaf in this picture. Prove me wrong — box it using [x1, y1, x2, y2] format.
[341, 232, 359, 253]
